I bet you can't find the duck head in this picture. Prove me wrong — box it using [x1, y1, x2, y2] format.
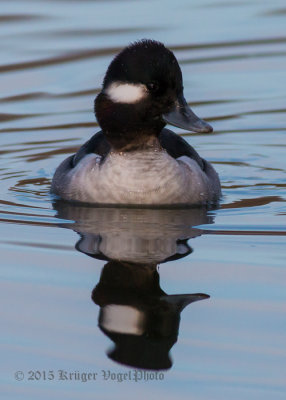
[95, 39, 212, 151]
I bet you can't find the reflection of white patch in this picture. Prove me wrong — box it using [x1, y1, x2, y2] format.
[105, 82, 147, 104]
[101, 305, 145, 335]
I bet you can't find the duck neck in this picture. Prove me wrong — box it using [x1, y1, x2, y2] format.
[109, 135, 162, 153]
[95, 92, 166, 153]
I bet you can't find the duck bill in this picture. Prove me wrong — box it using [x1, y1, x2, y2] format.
[163, 93, 213, 133]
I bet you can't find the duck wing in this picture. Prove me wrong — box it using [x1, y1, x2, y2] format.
[72, 131, 110, 167]
[159, 128, 204, 170]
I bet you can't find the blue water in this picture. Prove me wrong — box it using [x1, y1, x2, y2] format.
[0, 0, 286, 399]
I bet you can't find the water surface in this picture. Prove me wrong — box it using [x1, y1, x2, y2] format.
[1, 0, 286, 399]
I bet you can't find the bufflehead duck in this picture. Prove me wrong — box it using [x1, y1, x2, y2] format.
[51, 39, 221, 205]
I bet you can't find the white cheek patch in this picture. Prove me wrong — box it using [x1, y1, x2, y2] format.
[100, 305, 145, 335]
[105, 82, 147, 104]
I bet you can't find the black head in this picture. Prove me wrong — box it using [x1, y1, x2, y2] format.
[95, 39, 212, 150]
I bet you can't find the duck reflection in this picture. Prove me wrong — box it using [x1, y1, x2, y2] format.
[54, 203, 213, 370]
[93, 260, 208, 370]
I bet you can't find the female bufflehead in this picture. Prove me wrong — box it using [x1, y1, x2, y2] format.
[51, 40, 221, 205]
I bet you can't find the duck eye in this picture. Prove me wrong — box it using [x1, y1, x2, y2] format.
[146, 81, 159, 92]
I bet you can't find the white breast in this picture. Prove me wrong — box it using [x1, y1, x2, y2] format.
[61, 150, 218, 205]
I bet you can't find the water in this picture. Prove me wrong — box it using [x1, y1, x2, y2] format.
[1, 0, 286, 398]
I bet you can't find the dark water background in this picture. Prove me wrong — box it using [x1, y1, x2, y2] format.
[1, 0, 286, 399]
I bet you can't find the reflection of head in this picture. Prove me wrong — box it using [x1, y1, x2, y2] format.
[92, 260, 209, 370]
